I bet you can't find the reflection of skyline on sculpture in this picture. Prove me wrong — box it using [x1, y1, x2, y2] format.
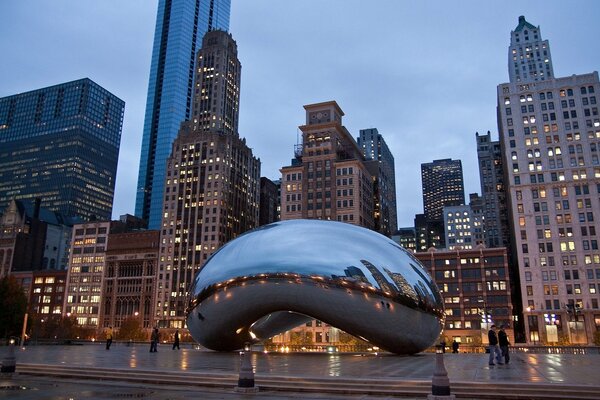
[186, 220, 444, 354]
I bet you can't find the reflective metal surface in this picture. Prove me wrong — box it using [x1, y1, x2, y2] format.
[186, 220, 444, 354]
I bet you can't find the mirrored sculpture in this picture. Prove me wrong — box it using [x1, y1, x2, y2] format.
[186, 220, 445, 354]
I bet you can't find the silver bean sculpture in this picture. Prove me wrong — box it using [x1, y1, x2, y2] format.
[186, 220, 444, 354]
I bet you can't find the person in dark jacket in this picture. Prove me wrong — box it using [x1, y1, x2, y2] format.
[150, 328, 159, 352]
[172, 329, 180, 350]
[452, 339, 460, 353]
[488, 324, 503, 365]
[498, 325, 510, 364]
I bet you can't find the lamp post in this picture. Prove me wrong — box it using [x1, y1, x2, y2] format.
[1, 337, 17, 374]
[234, 342, 258, 393]
[427, 344, 455, 400]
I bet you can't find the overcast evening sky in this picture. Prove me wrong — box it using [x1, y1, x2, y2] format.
[1, 1, 600, 228]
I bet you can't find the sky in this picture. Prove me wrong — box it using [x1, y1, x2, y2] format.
[1, 1, 600, 228]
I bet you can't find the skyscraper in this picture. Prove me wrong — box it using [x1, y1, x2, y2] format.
[476, 131, 510, 248]
[0, 78, 124, 221]
[498, 16, 600, 344]
[421, 158, 465, 222]
[508, 15, 554, 83]
[358, 128, 398, 236]
[156, 30, 260, 330]
[135, 0, 231, 229]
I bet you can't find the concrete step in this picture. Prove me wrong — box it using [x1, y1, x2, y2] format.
[15, 363, 600, 400]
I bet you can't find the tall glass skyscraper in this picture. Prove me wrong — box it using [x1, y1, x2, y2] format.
[135, 0, 231, 229]
[0, 78, 124, 221]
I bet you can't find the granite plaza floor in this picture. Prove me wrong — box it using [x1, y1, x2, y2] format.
[1, 343, 600, 399]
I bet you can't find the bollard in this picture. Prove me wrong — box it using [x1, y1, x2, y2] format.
[427, 344, 455, 400]
[234, 343, 259, 393]
[1, 338, 16, 374]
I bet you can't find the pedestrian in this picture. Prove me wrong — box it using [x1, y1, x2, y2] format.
[105, 327, 113, 350]
[150, 328, 159, 352]
[172, 329, 180, 350]
[488, 324, 503, 365]
[452, 339, 460, 354]
[440, 340, 446, 353]
[498, 324, 510, 364]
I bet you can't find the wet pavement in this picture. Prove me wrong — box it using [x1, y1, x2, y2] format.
[1, 343, 600, 399]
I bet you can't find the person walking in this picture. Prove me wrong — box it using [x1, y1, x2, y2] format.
[498, 325, 510, 364]
[488, 324, 503, 365]
[105, 327, 113, 350]
[172, 329, 180, 350]
[452, 339, 460, 353]
[150, 328, 159, 352]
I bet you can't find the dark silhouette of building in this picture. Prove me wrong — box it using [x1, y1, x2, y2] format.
[476, 131, 510, 248]
[259, 177, 279, 226]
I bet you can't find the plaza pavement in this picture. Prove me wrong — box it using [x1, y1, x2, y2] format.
[1, 343, 600, 399]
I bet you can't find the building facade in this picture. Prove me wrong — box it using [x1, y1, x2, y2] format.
[498, 72, 600, 344]
[0, 78, 124, 221]
[476, 131, 511, 248]
[64, 221, 112, 328]
[392, 227, 417, 253]
[280, 101, 375, 228]
[415, 247, 514, 346]
[101, 230, 160, 332]
[499, 17, 600, 344]
[135, 0, 231, 229]
[443, 203, 484, 251]
[357, 128, 397, 236]
[156, 30, 260, 331]
[508, 16, 554, 84]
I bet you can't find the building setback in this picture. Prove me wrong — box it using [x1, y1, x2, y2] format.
[135, 0, 231, 229]
[0, 78, 123, 221]
[280, 101, 375, 228]
[357, 128, 398, 236]
[156, 30, 260, 331]
[498, 16, 600, 344]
